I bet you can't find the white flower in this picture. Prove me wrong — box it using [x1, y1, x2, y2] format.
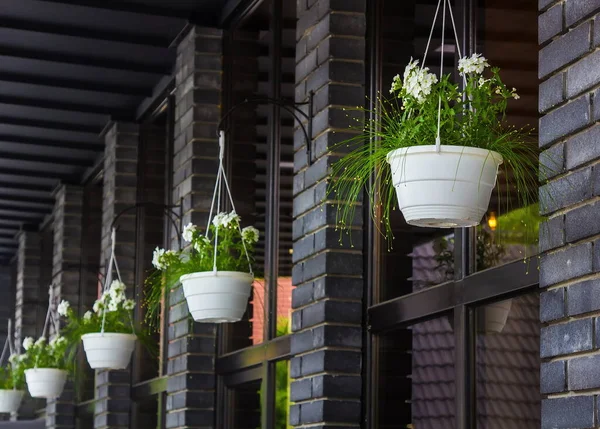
[109, 287, 125, 304]
[182, 223, 197, 242]
[83, 311, 93, 321]
[34, 337, 45, 347]
[107, 300, 119, 312]
[110, 280, 125, 295]
[242, 226, 259, 244]
[152, 247, 166, 270]
[513, 93, 520, 100]
[57, 300, 70, 317]
[458, 53, 489, 75]
[390, 74, 401, 94]
[8, 354, 19, 364]
[93, 300, 103, 313]
[22, 337, 33, 351]
[401, 58, 438, 104]
[123, 299, 135, 311]
[50, 336, 66, 349]
[212, 211, 240, 228]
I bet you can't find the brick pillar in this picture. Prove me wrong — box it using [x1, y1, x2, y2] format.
[166, 26, 222, 429]
[538, 2, 600, 428]
[94, 123, 139, 429]
[290, 1, 366, 427]
[46, 185, 85, 429]
[14, 231, 42, 351]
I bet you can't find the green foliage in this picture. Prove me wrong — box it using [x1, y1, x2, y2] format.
[21, 336, 71, 372]
[328, 54, 539, 241]
[0, 355, 26, 390]
[145, 211, 258, 328]
[496, 203, 542, 245]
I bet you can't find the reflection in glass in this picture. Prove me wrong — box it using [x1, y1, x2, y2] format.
[275, 360, 292, 429]
[476, 293, 541, 427]
[378, 317, 456, 429]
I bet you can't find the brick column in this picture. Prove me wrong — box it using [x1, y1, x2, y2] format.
[14, 231, 42, 351]
[46, 184, 85, 429]
[94, 123, 139, 429]
[538, 2, 600, 428]
[166, 26, 222, 429]
[290, 1, 366, 427]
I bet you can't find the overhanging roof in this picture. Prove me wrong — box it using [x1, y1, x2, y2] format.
[0, 0, 229, 263]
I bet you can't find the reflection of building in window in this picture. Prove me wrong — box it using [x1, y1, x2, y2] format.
[250, 277, 294, 344]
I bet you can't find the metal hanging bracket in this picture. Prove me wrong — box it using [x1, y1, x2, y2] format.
[216, 91, 315, 165]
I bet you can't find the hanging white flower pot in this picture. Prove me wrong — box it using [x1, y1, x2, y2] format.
[25, 368, 67, 399]
[81, 333, 137, 370]
[478, 299, 512, 334]
[387, 145, 503, 228]
[180, 271, 253, 323]
[0, 389, 23, 413]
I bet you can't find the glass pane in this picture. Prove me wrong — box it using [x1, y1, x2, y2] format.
[378, 316, 456, 429]
[476, 292, 541, 428]
[275, 360, 292, 429]
[232, 380, 262, 429]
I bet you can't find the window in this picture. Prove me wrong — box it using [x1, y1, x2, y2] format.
[367, 0, 540, 427]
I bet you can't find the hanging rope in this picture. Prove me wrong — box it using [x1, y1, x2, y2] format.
[419, 0, 468, 153]
[41, 285, 57, 341]
[205, 131, 254, 277]
[100, 228, 123, 335]
[0, 319, 13, 366]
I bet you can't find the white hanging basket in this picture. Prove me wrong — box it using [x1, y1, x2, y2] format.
[25, 368, 67, 399]
[0, 389, 23, 413]
[478, 299, 512, 334]
[387, 145, 502, 228]
[81, 333, 137, 370]
[180, 271, 253, 323]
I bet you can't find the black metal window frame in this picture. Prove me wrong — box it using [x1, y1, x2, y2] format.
[214, 1, 293, 428]
[363, 0, 540, 428]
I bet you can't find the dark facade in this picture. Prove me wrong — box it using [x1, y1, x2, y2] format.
[0, 0, 593, 428]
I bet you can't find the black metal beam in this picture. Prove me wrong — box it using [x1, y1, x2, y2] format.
[0, 46, 171, 75]
[0, 150, 95, 167]
[0, 180, 54, 193]
[131, 376, 167, 400]
[0, 204, 49, 215]
[0, 95, 129, 117]
[0, 116, 101, 134]
[0, 17, 172, 47]
[0, 240, 17, 247]
[0, 214, 44, 223]
[34, 0, 193, 18]
[216, 335, 291, 373]
[0, 167, 74, 181]
[0, 134, 103, 152]
[0, 71, 151, 96]
[368, 259, 539, 332]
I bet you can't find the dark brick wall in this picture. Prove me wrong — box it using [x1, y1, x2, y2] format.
[166, 26, 222, 429]
[291, 0, 366, 427]
[539, 1, 600, 428]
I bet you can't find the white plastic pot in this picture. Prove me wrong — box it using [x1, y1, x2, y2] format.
[478, 299, 513, 334]
[81, 333, 137, 370]
[0, 389, 24, 413]
[180, 271, 253, 323]
[387, 145, 503, 228]
[25, 368, 67, 399]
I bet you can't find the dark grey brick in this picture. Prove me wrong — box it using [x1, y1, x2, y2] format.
[539, 73, 564, 114]
[539, 3, 563, 44]
[593, 239, 600, 271]
[290, 378, 313, 402]
[565, 124, 600, 169]
[540, 167, 592, 215]
[313, 276, 363, 301]
[568, 354, 600, 390]
[566, 202, 600, 242]
[542, 396, 594, 429]
[294, 252, 363, 284]
[291, 329, 314, 353]
[313, 325, 361, 349]
[299, 399, 361, 425]
[539, 0, 557, 10]
[540, 318, 593, 358]
[565, 0, 600, 26]
[292, 282, 314, 308]
[567, 279, 600, 315]
[300, 350, 362, 376]
[540, 216, 565, 252]
[312, 375, 361, 398]
[539, 94, 590, 148]
[540, 288, 565, 322]
[539, 22, 591, 78]
[317, 36, 366, 65]
[541, 361, 566, 394]
[299, 300, 362, 329]
[567, 50, 600, 98]
[540, 242, 592, 287]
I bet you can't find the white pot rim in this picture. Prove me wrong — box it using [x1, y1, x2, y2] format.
[386, 144, 503, 165]
[25, 368, 67, 374]
[180, 271, 254, 282]
[81, 332, 137, 340]
[0, 389, 24, 393]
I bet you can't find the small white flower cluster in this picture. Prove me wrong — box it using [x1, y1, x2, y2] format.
[182, 223, 197, 242]
[22, 337, 34, 351]
[57, 299, 70, 317]
[92, 280, 135, 314]
[241, 226, 259, 244]
[212, 211, 240, 228]
[401, 58, 438, 104]
[22, 336, 60, 351]
[458, 53, 489, 75]
[8, 353, 25, 364]
[49, 336, 67, 349]
[152, 247, 177, 270]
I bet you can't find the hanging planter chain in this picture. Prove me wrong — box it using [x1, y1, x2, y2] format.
[206, 131, 254, 277]
[100, 228, 129, 335]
